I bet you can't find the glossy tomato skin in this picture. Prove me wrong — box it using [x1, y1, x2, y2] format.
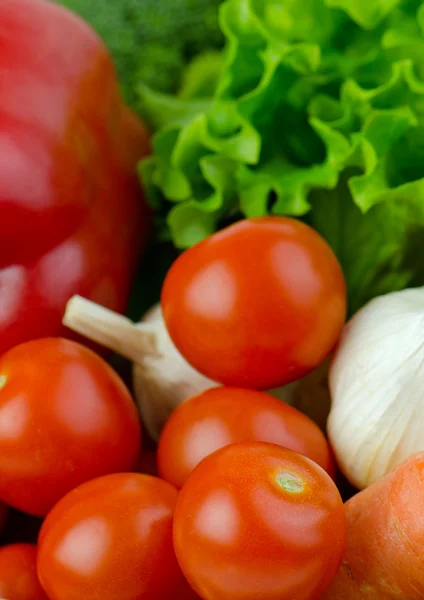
[0, 338, 141, 517]
[174, 442, 346, 600]
[162, 217, 346, 389]
[0, 544, 48, 600]
[158, 387, 335, 488]
[37, 473, 198, 600]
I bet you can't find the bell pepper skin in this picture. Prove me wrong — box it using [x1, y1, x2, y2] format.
[0, 0, 150, 355]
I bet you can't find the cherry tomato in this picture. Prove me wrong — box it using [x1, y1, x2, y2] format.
[158, 387, 335, 488]
[174, 442, 346, 600]
[162, 217, 346, 389]
[0, 338, 141, 517]
[37, 473, 198, 600]
[0, 544, 48, 600]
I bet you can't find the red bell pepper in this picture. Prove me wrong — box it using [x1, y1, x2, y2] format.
[0, 0, 150, 355]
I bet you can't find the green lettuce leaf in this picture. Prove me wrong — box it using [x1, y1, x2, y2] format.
[307, 171, 424, 313]
[139, 0, 424, 313]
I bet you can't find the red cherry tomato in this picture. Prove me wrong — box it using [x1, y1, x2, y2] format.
[37, 473, 198, 600]
[0, 544, 48, 600]
[158, 387, 335, 488]
[0, 338, 141, 516]
[162, 217, 346, 389]
[174, 442, 346, 600]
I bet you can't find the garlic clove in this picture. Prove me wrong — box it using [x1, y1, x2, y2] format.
[328, 287, 424, 490]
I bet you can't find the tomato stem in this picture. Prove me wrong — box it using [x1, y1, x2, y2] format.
[275, 471, 304, 493]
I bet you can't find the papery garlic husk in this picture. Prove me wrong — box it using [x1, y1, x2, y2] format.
[132, 303, 218, 440]
[64, 296, 330, 442]
[63, 296, 218, 441]
[328, 287, 424, 490]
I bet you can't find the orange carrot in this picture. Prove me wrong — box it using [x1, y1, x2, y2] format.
[322, 452, 424, 600]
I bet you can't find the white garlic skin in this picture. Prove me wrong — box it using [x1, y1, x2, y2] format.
[328, 287, 424, 490]
[133, 304, 218, 441]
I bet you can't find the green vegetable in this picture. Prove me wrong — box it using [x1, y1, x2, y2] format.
[54, 0, 224, 103]
[140, 0, 424, 313]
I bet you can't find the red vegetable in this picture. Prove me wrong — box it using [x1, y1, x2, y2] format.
[162, 217, 346, 390]
[0, 338, 141, 517]
[37, 473, 198, 600]
[174, 442, 346, 600]
[0, 544, 48, 600]
[158, 387, 335, 488]
[0, 0, 150, 356]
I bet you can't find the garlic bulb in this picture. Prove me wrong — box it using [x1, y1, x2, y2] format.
[64, 296, 329, 441]
[328, 287, 424, 490]
[63, 296, 217, 441]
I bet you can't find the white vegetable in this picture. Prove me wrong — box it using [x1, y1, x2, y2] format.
[63, 296, 217, 441]
[328, 287, 424, 490]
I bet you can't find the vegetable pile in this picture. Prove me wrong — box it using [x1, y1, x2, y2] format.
[140, 0, 424, 314]
[3, 0, 424, 599]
